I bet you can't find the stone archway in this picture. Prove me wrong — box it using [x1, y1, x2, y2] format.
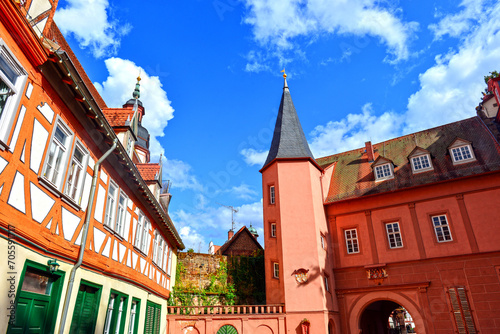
[348, 291, 426, 334]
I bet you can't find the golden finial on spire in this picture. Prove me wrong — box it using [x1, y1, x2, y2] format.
[137, 70, 142, 82]
[280, 68, 287, 78]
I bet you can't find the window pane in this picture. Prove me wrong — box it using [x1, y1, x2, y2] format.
[21, 268, 53, 295]
[0, 79, 12, 116]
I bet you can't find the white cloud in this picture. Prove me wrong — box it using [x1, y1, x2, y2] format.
[240, 148, 268, 166]
[162, 158, 202, 191]
[55, 0, 131, 58]
[178, 226, 206, 252]
[404, 1, 500, 133]
[242, 0, 419, 63]
[230, 183, 258, 200]
[94, 57, 175, 157]
[429, 0, 487, 40]
[310, 104, 403, 158]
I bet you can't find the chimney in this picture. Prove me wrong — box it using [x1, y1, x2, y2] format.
[228, 229, 234, 240]
[365, 141, 374, 162]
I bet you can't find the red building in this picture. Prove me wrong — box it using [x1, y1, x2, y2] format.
[261, 74, 500, 333]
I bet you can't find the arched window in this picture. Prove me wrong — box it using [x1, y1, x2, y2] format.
[217, 325, 238, 334]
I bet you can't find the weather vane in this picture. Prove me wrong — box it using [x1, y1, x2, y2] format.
[281, 68, 287, 78]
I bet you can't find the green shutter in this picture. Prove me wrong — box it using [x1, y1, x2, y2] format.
[144, 301, 161, 334]
[69, 283, 101, 334]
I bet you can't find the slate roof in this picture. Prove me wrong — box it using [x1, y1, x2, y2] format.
[263, 79, 314, 168]
[136, 163, 160, 182]
[317, 117, 500, 203]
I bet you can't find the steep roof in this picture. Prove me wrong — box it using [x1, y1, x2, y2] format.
[102, 108, 134, 127]
[46, 23, 108, 109]
[263, 78, 314, 168]
[136, 163, 161, 182]
[317, 117, 500, 203]
[216, 226, 263, 256]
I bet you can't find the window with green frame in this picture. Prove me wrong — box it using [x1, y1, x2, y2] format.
[7, 260, 65, 334]
[69, 280, 102, 334]
[144, 301, 161, 334]
[127, 298, 141, 334]
[103, 290, 128, 334]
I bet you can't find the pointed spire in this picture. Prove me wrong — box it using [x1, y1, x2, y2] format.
[132, 75, 141, 99]
[262, 73, 314, 168]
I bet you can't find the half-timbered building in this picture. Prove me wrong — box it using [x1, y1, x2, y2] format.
[0, 1, 184, 333]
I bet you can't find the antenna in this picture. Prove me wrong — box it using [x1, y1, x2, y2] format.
[217, 202, 238, 231]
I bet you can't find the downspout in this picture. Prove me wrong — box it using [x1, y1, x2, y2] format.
[58, 139, 118, 334]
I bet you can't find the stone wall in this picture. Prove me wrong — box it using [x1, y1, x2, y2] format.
[177, 252, 227, 291]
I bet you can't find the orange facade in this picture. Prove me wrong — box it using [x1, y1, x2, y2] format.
[0, 1, 183, 333]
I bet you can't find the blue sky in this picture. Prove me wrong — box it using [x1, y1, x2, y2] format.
[54, 0, 500, 252]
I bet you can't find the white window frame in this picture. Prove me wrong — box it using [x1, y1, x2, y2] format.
[450, 145, 475, 164]
[320, 234, 325, 249]
[141, 218, 150, 254]
[269, 185, 275, 204]
[41, 116, 74, 191]
[115, 191, 127, 237]
[152, 232, 159, 264]
[324, 275, 330, 292]
[271, 223, 276, 237]
[104, 181, 119, 229]
[166, 248, 173, 276]
[157, 237, 164, 268]
[374, 163, 393, 181]
[273, 262, 279, 278]
[103, 293, 116, 334]
[135, 212, 145, 249]
[126, 131, 134, 156]
[128, 300, 138, 334]
[345, 228, 359, 254]
[162, 245, 169, 272]
[431, 214, 453, 242]
[386, 222, 403, 249]
[0, 39, 28, 149]
[410, 154, 433, 173]
[64, 139, 89, 205]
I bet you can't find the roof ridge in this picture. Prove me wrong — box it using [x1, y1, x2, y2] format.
[317, 117, 479, 161]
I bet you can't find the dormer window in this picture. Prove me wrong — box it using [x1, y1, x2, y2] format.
[371, 156, 395, 181]
[374, 163, 392, 180]
[408, 147, 433, 174]
[448, 138, 475, 165]
[451, 145, 473, 162]
[411, 155, 431, 172]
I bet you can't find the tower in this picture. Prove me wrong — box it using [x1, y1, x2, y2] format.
[261, 74, 336, 333]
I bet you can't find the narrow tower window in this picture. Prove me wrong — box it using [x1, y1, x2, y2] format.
[269, 185, 275, 204]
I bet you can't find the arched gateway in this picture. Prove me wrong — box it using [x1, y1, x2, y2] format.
[349, 292, 426, 334]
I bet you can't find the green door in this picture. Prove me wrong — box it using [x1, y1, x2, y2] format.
[144, 301, 161, 334]
[217, 325, 238, 334]
[7, 261, 65, 334]
[69, 282, 102, 334]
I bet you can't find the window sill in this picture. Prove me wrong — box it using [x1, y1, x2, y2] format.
[38, 176, 63, 199]
[0, 139, 8, 151]
[451, 158, 476, 165]
[133, 246, 147, 257]
[61, 194, 82, 212]
[375, 176, 394, 182]
[412, 167, 434, 174]
[102, 224, 125, 241]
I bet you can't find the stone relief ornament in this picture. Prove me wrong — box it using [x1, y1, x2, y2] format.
[292, 268, 310, 284]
